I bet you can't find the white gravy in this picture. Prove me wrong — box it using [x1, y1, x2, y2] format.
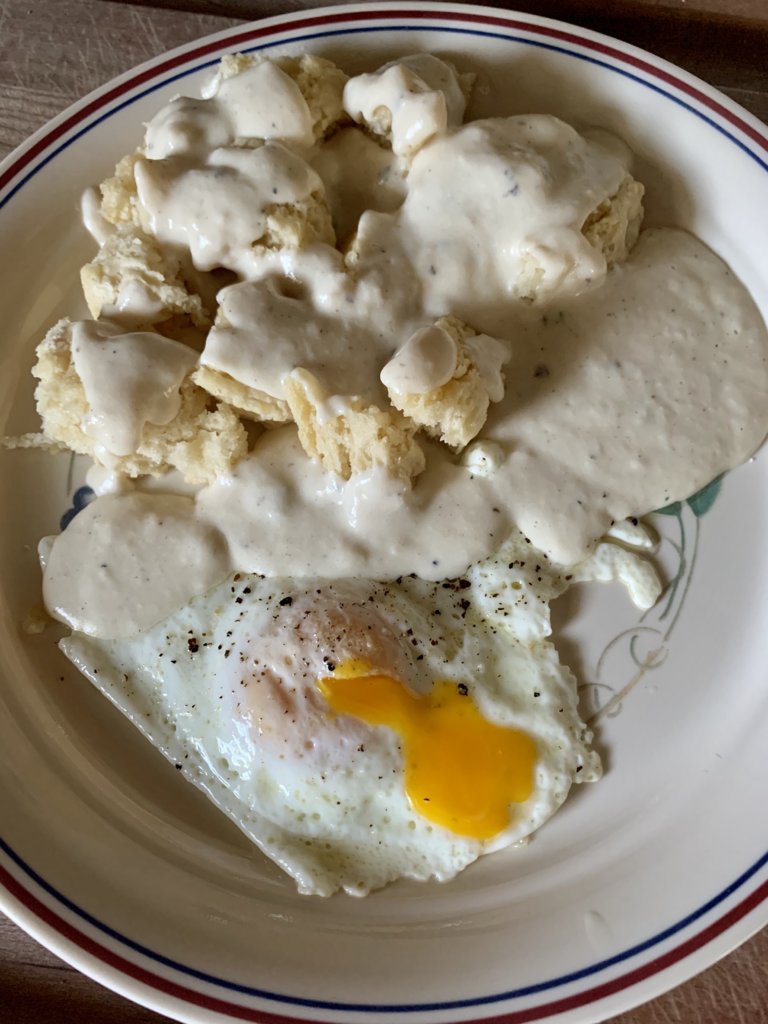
[195, 229, 768, 575]
[43, 493, 232, 637]
[380, 324, 459, 394]
[135, 143, 323, 274]
[350, 116, 631, 331]
[344, 63, 449, 158]
[308, 126, 407, 244]
[43, 56, 768, 637]
[144, 62, 313, 160]
[70, 320, 197, 457]
[343, 54, 469, 159]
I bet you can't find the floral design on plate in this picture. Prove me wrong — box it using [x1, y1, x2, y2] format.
[584, 475, 723, 722]
[60, 484, 95, 531]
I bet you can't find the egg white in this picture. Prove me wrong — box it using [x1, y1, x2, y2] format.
[60, 530, 655, 896]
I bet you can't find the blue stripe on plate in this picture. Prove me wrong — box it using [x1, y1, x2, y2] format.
[2, 14, 767, 1015]
[0, 22, 766, 214]
[2, 837, 767, 1011]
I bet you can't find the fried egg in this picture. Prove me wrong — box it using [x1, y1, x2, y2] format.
[60, 531, 656, 896]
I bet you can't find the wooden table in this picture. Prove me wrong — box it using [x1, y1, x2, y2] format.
[1, 0, 767, 1021]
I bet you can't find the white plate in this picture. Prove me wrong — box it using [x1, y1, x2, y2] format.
[1, 4, 767, 1022]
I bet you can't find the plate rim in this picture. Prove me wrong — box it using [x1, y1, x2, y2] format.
[1, 4, 767, 1023]
[2, 833, 768, 1024]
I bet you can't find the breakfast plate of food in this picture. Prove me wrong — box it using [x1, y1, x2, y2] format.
[0, 3, 766, 1022]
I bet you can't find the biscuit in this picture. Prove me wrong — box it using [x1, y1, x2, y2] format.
[25, 319, 247, 484]
[510, 174, 645, 300]
[260, 192, 335, 252]
[345, 172, 644, 290]
[192, 364, 291, 424]
[343, 55, 471, 158]
[80, 227, 209, 328]
[211, 53, 348, 140]
[385, 316, 508, 451]
[582, 174, 645, 267]
[99, 151, 143, 227]
[284, 367, 425, 482]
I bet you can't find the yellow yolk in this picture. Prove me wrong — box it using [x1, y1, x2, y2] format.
[318, 661, 536, 840]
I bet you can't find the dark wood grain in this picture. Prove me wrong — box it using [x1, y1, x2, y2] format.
[2, 912, 768, 1024]
[112, 0, 768, 123]
[1, 0, 767, 162]
[0, 0, 240, 161]
[1, 0, 767, 1021]
[2, 911, 768, 1023]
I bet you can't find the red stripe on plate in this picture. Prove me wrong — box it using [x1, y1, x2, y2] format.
[2, 852, 767, 1023]
[2, 6, 767, 1022]
[1, 7, 766, 196]
[0, 860, 317, 1024]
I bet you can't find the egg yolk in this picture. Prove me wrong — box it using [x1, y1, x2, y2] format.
[318, 660, 536, 840]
